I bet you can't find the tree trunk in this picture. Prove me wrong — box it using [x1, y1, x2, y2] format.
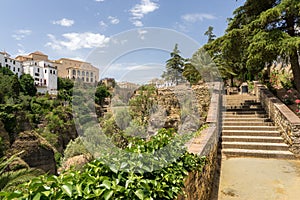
[230, 75, 234, 87]
[285, 13, 300, 92]
[290, 50, 300, 92]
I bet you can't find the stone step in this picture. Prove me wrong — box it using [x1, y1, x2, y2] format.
[225, 106, 263, 111]
[222, 142, 289, 151]
[225, 108, 265, 112]
[223, 126, 278, 131]
[225, 101, 261, 105]
[224, 94, 257, 100]
[222, 122, 273, 126]
[222, 148, 295, 159]
[223, 114, 268, 119]
[223, 118, 270, 122]
[224, 110, 266, 115]
[222, 136, 284, 143]
[222, 130, 280, 137]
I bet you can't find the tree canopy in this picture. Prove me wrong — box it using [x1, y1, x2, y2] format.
[204, 0, 300, 90]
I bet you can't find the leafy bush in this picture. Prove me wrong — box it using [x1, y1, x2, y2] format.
[1, 129, 206, 200]
[63, 137, 91, 162]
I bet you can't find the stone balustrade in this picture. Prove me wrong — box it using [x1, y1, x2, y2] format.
[254, 83, 300, 155]
[178, 82, 223, 200]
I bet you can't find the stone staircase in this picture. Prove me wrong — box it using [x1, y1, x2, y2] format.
[221, 95, 295, 159]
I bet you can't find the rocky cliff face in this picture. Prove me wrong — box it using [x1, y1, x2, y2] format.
[8, 131, 57, 174]
[134, 83, 210, 135]
[0, 121, 10, 156]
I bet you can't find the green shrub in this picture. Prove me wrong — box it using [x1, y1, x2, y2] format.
[1, 129, 206, 200]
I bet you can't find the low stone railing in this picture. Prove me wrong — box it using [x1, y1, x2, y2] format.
[178, 82, 223, 200]
[254, 83, 300, 155]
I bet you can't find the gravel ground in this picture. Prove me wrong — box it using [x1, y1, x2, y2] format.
[213, 157, 300, 200]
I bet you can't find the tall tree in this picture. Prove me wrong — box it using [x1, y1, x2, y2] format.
[162, 44, 186, 84]
[204, 26, 216, 43]
[19, 74, 37, 97]
[204, 0, 300, 90]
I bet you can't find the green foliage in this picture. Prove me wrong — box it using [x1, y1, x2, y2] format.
[0, 137, 4, 157]
[63, 137, 91, 162]
[1, 129, 206, 200]
[204, 0, 300, 88]
[0, 72, 21, 103]
[162, 44, 186, 84]
[95, 84, 111, 105]
[0, 67, 14, 76]
[204, 26, 216, 43]
[57, 78, 74, 102]
[0, 153, 42, 193]
[129, 85, 157, 126]
[19, 74, 37, 96]
[182, 63, 202, 85]
[58, 77, 74, 91]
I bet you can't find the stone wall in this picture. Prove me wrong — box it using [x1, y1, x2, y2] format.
[254, 83, 300, 155]
[177, 82, 223, 200]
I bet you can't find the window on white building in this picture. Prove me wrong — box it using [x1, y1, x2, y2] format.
[50, 70, 52, 74]
[5, 58, 7, 62]
[45, 69, 47, 73]
[72, 70, 76, 75]
[86, 78, 89, 82]
[13, 60, 15, 65]
[91, 78, 93, 82]
[13, 67, 15, 72]
[82, 71, 85, 76]
[37, 68, 40, 73]
[91, 72, 93, 77]
[53, 70, 56, 75]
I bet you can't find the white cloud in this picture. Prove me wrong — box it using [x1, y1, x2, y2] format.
[108, 16, 120, 25]
[12, 29, 32, 40]
[182, 13, 216, 23]
[46, 32, 110, 51]
[130, 0, 159, 27]
[99, 20, 108, 31]
[52, 18, 75, 27]
[138, 29, 148, 40]
[95, 0, 105, 2]
[133, 20, 143, 27]
[126, 65, 154, 71]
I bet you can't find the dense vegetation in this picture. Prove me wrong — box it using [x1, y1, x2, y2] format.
[204, 0, 300, 91]
[0, 129, 206, 200]
[0, 63, 209, 199]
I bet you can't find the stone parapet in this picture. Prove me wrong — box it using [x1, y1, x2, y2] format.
[255, 84, 300, 155]
[178, 82, 223, 200]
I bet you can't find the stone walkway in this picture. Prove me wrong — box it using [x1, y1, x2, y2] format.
[214, 157, 300, 200]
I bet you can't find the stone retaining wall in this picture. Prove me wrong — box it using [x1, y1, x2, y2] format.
[254, 83, 300, 155]
[177, 82, 223, 200]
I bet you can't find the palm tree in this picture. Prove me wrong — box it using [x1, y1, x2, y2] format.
[182, 62, 202, 85]
[191, 48, 220, 82]
[0, 152, 42, 192]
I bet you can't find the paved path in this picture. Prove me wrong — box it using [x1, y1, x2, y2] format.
[214, 157, 300, 200]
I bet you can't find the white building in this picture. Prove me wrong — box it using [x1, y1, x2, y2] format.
[23, 60, 58, 95]
[0, 51, 23, 77]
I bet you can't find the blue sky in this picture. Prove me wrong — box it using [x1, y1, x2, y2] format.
[0, 0, 245, 83]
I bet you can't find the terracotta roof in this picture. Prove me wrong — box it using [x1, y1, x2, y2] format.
[0, 51, 11, 57]
[58, 58, 85, 63]
[30, 51, 46, 56]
